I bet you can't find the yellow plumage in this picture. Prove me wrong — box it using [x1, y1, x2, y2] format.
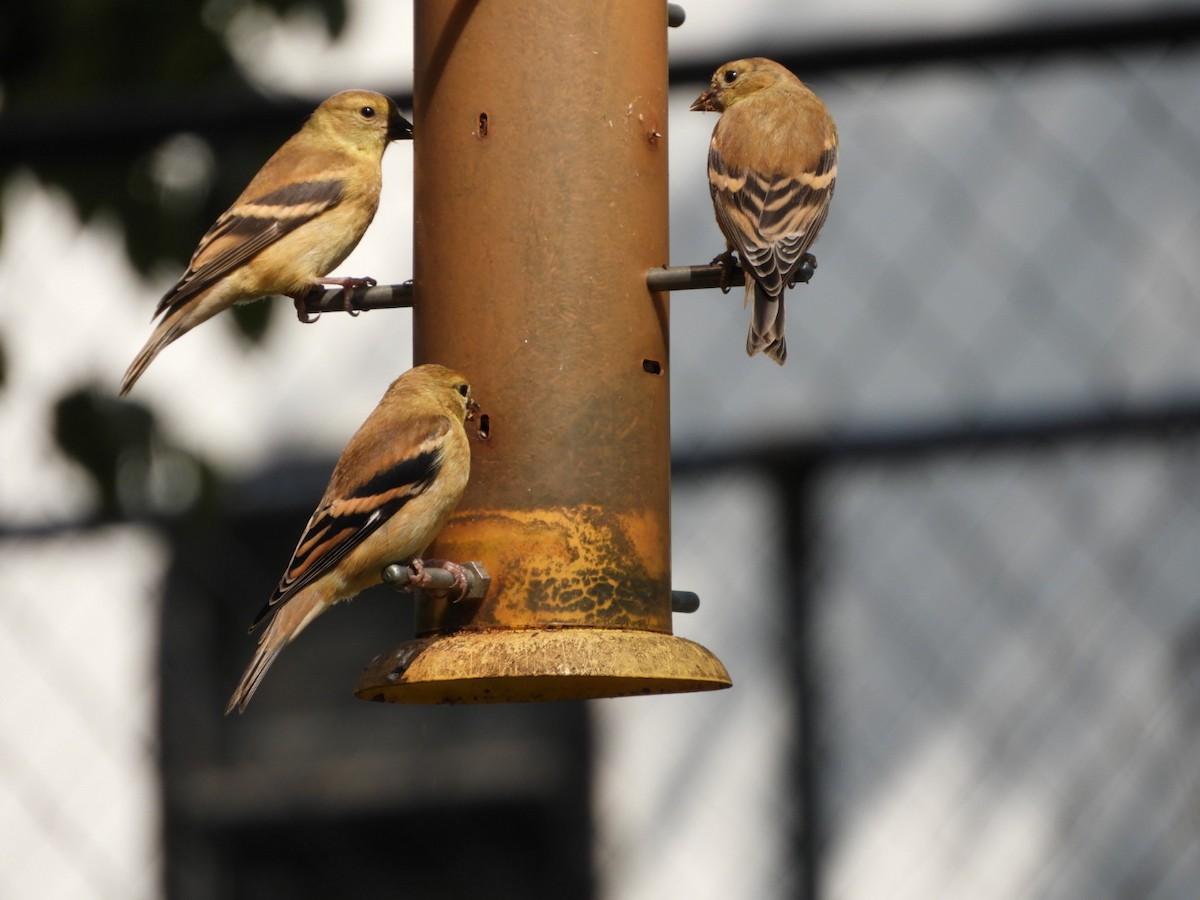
[120, 89, 412, 394]
[225, 364, 478, 714]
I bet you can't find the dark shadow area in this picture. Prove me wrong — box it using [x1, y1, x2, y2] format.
[158, 461, 593, 900]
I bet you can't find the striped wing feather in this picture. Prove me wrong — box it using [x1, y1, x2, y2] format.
[249, 415, 452, 630]
[708, 144, 837, 299]
[155, 179, 345, 320]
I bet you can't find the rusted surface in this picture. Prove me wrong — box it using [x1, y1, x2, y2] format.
[415, 505, 671, 634]
[357, 0, 730, 702]
[355, 629, 731, 704]
[412, 0, 673, 631]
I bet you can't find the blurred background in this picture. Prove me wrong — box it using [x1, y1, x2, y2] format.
[3, 0, 1200, 897]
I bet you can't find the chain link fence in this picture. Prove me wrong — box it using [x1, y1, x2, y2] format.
[0, 526, 164, 899]
[599, 28, 1200, 900]
[816, 439, 1200, 898]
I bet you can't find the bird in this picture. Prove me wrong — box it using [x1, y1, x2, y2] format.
[120, 89, 413, 395]
[225, 364, 479, 714]
[691, 58, 838, 365]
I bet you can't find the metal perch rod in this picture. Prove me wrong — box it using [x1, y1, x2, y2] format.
[300, 256, 816, 316]
[382, 561, 491, 600]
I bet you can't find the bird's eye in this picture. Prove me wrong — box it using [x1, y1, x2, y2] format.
[360, 106, 376, 118]
[457, 384, 470, 398]
[723, 69, 739, 84]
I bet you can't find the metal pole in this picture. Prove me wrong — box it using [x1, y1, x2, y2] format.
[356, 0, 729, 702]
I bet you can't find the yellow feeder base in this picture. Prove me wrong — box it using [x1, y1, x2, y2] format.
[354, 628, 731, 704]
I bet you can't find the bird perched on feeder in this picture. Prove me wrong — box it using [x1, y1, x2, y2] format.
[225, 364, 479, 714]
[120, 89, 413, 395]
[691, 57, 838, 365]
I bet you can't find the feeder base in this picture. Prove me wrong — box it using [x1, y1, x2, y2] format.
[354, 628, 731, 704]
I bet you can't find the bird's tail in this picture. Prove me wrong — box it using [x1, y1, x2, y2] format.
[225, 588, 331, 715]
[746, 281, 787, 365]
[120, 317, 186, 396]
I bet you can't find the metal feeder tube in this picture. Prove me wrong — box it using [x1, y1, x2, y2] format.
[356, 0, 730, 703]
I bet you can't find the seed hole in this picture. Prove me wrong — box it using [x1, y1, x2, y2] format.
[477, 413, 491, 440]
[478, 112, 489, 138]
[642, 359, 662, 375]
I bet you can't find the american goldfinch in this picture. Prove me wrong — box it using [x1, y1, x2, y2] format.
[120, 89, 413, 395]
[691, 58, 838, 365]
[225, 364, 478, 714]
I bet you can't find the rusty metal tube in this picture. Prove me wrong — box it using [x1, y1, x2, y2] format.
[412, 0, 673, 634]
[355, 0, 730, 702]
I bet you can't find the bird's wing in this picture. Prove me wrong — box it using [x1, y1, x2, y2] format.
[154, 178, 345, 320]
[708, 143, 837, 297]
[249, 415, 452, 630]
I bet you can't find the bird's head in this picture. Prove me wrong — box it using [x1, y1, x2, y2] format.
[309, 89, 413, 151]
[398, 364, 480, 424]
[690, 58, 794, 113]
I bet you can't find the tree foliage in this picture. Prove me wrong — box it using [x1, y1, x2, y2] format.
[0, 0, 347, 519]
[1, 0, 347, 271]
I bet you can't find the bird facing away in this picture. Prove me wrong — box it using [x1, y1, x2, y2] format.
[225, 364, 478, 714]
[120, 89, 413, 395]
[692, 58, 838, 365]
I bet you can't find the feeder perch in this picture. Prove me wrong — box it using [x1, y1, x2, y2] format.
[354, 0, 730, 703]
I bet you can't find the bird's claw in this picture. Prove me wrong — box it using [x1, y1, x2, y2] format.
[405, 558, 430, 590]
[316, 275, 377, 317]
[342, 276, 376, 317]
[710, 249, 738, 294]
[291, 288, 320, 324]
[407, 558, 472, 602]
[788, 253, 818, 288]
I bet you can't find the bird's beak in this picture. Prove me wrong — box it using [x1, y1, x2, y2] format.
[690, 87, 718, 112]
[388, 111, 415, 141]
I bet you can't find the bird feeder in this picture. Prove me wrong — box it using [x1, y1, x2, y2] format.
[354, 0, 730, 703]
